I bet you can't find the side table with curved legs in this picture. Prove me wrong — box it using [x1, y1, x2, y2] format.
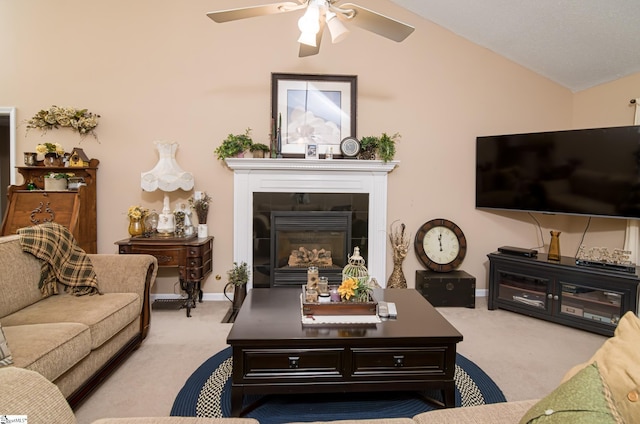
[115, 236, 213, 317]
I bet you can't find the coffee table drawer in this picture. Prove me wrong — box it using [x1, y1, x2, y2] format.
[351, 347, 448, 377]
[242, 349, 343, 379]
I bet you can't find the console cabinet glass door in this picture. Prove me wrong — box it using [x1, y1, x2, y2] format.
[558, 282, 623, 327]
[496, 270, 550, 312]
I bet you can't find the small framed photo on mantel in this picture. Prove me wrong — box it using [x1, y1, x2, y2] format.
[305, 143, 318, 159]
[272, 73, 357, 158]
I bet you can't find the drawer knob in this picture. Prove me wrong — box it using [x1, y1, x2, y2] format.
[393, 355, 404, 367]
[289, 356, 300, 369]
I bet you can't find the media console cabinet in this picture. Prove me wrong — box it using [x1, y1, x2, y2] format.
[488, 251, 640, 336]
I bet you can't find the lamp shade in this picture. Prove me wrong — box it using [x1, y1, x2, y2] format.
[141, 141, 194, 192]
[326, 11, 349, 43]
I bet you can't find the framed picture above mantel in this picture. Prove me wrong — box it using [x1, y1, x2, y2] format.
[271, 73, 357, 157]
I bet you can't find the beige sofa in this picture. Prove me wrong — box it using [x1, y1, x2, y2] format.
[0, 232, 157, 408]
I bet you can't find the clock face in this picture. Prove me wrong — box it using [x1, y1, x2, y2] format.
[422, 226, 460, 264]
[415, 219, 467, 272]
[340, 137, 360, 157]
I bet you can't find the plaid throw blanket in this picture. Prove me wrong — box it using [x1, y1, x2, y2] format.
[18, 223, 101, 296]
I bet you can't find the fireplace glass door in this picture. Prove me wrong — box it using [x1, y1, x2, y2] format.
[271, 211, 351, 287]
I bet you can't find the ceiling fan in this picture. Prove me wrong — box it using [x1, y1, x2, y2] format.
[206, 0, 415, 57]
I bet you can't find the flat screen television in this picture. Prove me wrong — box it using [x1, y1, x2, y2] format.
[476, 125, 640, 219]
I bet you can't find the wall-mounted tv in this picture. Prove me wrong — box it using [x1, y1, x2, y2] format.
[476, 125, 640, 220]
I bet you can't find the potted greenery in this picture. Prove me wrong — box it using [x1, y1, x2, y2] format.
[44, 171, 73, 191]
[214, 128, 253, 160]
[224, 261, 250, 313]
[249, 142, 270, 158]
[358, 132, 400, 162]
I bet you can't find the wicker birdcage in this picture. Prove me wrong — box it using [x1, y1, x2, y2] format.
[342, 247, 369, 285]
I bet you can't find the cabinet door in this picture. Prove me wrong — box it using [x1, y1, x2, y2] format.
[557, 282, 624, 327]
[494, 268, 551, 312]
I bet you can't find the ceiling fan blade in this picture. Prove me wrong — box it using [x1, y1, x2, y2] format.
[299, 19, 325, 57]
[339, 3, 415, 42]
[207, 1, 304, 23]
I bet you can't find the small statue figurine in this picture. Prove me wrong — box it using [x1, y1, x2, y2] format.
[387, 221, 409, 289]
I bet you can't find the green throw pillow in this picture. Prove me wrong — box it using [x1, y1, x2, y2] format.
[0, 323, 13, 366]
[519, 363, 623, 424]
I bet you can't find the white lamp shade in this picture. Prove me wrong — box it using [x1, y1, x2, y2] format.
[141, 141, 194, 192]
[298, 31, 318, 47]
[326, 11, 349, 43]
[297, 4, 320, 47]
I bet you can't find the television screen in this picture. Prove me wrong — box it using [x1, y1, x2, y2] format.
[476, 125, 640, 219]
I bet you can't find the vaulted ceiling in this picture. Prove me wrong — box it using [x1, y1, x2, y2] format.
[390, 0, 640, 92]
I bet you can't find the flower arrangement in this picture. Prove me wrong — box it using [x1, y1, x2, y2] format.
[26, 105, 100, 140]
[338, 277, 373, 302]
[127, 205, 148, 220]
[188, 191, 212, 224]
[35, 142, 64, 156]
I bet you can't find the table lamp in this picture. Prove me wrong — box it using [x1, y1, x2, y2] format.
[141, 141, 194, 235]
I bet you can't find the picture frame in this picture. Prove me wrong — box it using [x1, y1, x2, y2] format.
[305, 143, 318, 159]
[271, 73, 357, 157]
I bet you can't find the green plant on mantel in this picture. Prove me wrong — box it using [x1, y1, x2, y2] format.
[358, 132, 400, 162]
[227, 261, 250, 286]
[214, 128, 253, 160]
[249, 142, 270, 152]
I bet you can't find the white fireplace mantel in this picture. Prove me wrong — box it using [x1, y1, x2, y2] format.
[227, 158, 399, 288]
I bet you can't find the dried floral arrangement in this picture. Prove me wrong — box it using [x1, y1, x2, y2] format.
[26, 105, 100, 140]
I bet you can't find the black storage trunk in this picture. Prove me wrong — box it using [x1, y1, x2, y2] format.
[415, 270, 476, 308]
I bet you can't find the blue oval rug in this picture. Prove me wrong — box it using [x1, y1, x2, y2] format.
[171, 347, 506, 423]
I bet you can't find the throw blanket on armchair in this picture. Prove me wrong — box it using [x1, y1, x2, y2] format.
[18, 223, 101, 296]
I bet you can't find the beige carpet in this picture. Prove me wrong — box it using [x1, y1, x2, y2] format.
[74, 296, 607, 424]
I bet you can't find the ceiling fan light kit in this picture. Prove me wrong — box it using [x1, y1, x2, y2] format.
[297, 3, 321, 46]
[206, 0, 415, 57]
[325, 10, 349, 43]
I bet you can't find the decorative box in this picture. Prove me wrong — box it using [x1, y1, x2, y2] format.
[415, 270, 476, 308]
[301, 286, 377, 316]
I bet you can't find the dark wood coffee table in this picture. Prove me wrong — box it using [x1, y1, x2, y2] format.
[226, 288, 463, 416]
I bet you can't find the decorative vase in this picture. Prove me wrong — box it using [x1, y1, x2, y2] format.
[548, 230, 561, 261]
[224, 282, 247, 312]
[198, 224, 208, 238]
[44, 153, 63, 167]
[128, 217, 145, 237]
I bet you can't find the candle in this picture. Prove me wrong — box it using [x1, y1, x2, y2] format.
[307, 266, 319, 290]
[330, 285, 341, 302]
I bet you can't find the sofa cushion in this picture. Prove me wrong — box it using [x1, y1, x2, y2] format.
[0, 323, 13, 366]
[413, 399, 538, 424]
[3, 322, 91, 381]
[560, 311, 640, 423]
[519, 363, 623, 423]
[0, 235, 46, 319]
[0, 292, 140, 350]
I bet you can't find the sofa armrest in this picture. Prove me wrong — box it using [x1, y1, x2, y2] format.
[0, 367, 77, 423]
[88, 254, 158, 339]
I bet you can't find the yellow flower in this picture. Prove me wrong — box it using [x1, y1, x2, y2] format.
[127, 205, 148, 220]
[36, 142, 64, 155]
[338, 278, 358, 301]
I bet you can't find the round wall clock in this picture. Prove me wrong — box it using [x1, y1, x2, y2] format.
[340, 137, 360, 157]
[415, 218, 467, 272]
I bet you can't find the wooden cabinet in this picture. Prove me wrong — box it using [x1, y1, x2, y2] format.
[488, 252, 640, 336]
[1, 160, 98, 253]
[115, 236, 214, 317]
[415, 270, 476, 308]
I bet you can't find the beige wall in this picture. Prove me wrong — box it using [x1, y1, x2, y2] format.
[2, 0, 636, 297]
